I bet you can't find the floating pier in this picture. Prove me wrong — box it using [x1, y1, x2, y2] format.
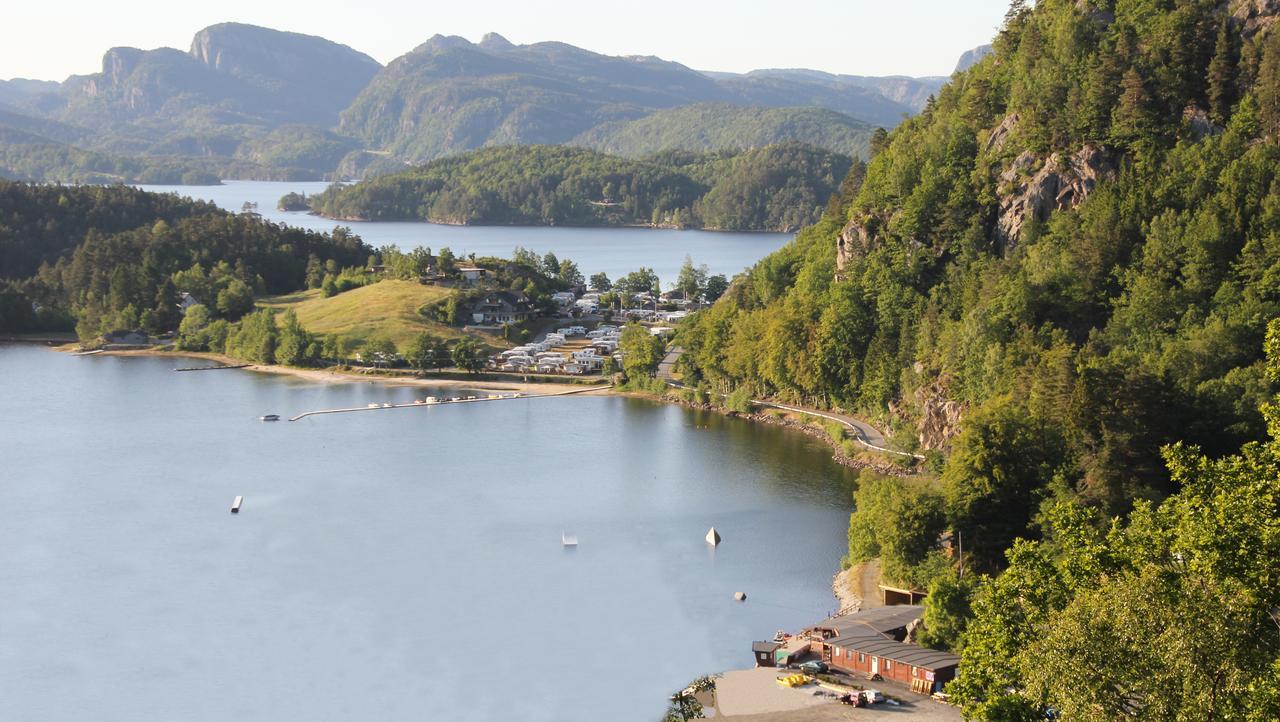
[230, 496, 244, 513]
[287, 384, 611, 421]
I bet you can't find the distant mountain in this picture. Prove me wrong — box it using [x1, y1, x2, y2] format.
[709, 69, 944, 115]
[0, 78, 59, 107]
[54, 23, 380, 135]
[189, 23, 382, 127]
[571, 103, 874, 159]
[954, 44, 993, 73]
[0, 24, 949, 182]
[339, 34, 930, 163]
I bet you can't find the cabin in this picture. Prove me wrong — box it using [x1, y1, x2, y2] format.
[468, 291, 535, 325]
[457, 266, 489, 285]
[801, 605, 959, 693]
[177, 292, 200, 315]
[102, 329, 149, 346]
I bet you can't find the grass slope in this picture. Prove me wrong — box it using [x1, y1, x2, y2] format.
[259, 280, 459, 349]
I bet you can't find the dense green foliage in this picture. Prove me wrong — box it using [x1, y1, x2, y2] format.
[677, 0, 1280, 696]
[571, 103, 874, 159]
[951, 322, 1280, 717]
[0, 181, 369, 336]
[305, 143, 851, 232]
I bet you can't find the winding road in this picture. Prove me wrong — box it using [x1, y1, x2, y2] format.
[657, 347, 923, 460]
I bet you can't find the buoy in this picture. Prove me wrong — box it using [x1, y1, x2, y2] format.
[733, 592, 747, 602]
[230, 496, 243, 514]
[706, 527, 721, 546]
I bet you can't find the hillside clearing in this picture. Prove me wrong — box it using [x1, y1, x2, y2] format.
[258, 280, 477, 349]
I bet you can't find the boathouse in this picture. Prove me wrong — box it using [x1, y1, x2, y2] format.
[751, 641, 781, 667]
[803, 605, 959, 693]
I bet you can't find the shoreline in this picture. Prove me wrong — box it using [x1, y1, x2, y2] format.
[76, 347, 610, 394]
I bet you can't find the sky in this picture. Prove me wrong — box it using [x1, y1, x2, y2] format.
[2, 0, 1010, 82]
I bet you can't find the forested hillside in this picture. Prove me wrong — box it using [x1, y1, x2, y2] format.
[0, 182, 369, 336]
[678, 0, 1280, 716]
[304, 143, 852, 231]
[570, 103, 874, 159]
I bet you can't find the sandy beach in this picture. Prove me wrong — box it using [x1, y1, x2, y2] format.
[71, 347, 612, 395]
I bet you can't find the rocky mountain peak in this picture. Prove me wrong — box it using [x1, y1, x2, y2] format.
[479, 33, 515, 51]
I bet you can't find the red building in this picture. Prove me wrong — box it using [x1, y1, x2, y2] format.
[804, 605, 959, 693]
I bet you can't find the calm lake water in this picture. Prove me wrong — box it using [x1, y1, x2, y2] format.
[138, 180, 792, 283]
[0, 344, 855, 721]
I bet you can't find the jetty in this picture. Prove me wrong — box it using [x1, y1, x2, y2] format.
[287, 384, 611, 421]
[175, 364, 251, 372]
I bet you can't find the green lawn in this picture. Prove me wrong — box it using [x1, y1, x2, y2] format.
[259, 280, 472, 350]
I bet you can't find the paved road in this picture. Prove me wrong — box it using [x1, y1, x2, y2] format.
[656, 346, 919, 459]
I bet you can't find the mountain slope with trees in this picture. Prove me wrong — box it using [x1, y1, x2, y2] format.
[570, 103, 875, 158]
[678, 0, 1280, 715]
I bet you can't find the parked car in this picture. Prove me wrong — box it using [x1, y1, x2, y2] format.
[798, 661, 827, 674]
[861, 689, 885, 704]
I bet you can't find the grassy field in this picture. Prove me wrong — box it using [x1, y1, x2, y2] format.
[259, 280, 477, 349]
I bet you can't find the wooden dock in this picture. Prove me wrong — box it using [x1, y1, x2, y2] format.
[175, 364, 251, 372]
[288, 385, 611, 421]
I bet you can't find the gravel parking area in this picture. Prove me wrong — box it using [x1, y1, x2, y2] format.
[710, 667, 961, 721]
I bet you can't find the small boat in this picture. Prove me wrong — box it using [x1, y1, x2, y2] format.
[259, 414, 280, 422]
[230, 496, 244, 513]
[413, 399, 426, 405]
[562, 531, 578, 547]
[367, 403, 380, 408]
[381, 402, 393, 408]
[425, 397, 439, 404]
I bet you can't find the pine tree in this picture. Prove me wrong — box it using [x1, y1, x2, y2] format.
[1112, 68, 1152, 146]
[1257, 28, 1280, 138]
[1207, 18, 1237, 125]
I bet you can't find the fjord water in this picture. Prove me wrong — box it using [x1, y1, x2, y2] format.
[0, 344, 855, 722]
[139, 180, 793, 283]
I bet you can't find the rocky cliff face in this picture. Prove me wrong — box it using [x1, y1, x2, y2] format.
[914, 380, 965, 451]
[1231, 0, 1280, 38]
[835, 217, 874, 275]
[994, 143, 1116, 253]
[190, 23, 380, 126]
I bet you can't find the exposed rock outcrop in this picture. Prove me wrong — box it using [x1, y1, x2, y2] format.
[985, 112, 1019, 154]
[1183, 105, 1223, 141]
[1231, 0, 1280, 39]
[915, 379, 964, 452]
[994, 144, 1116, 253]
[836, 218, 875, 275]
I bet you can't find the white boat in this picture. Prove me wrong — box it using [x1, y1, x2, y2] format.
[562, 531, 578, 547]
[425, 397, 439, 404]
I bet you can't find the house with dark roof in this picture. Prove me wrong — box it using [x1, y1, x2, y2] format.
[804, 605, 959, 693]
[468, 291, 535, 325]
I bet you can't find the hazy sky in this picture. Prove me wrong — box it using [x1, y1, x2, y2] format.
[3, 0, 1009, 82]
